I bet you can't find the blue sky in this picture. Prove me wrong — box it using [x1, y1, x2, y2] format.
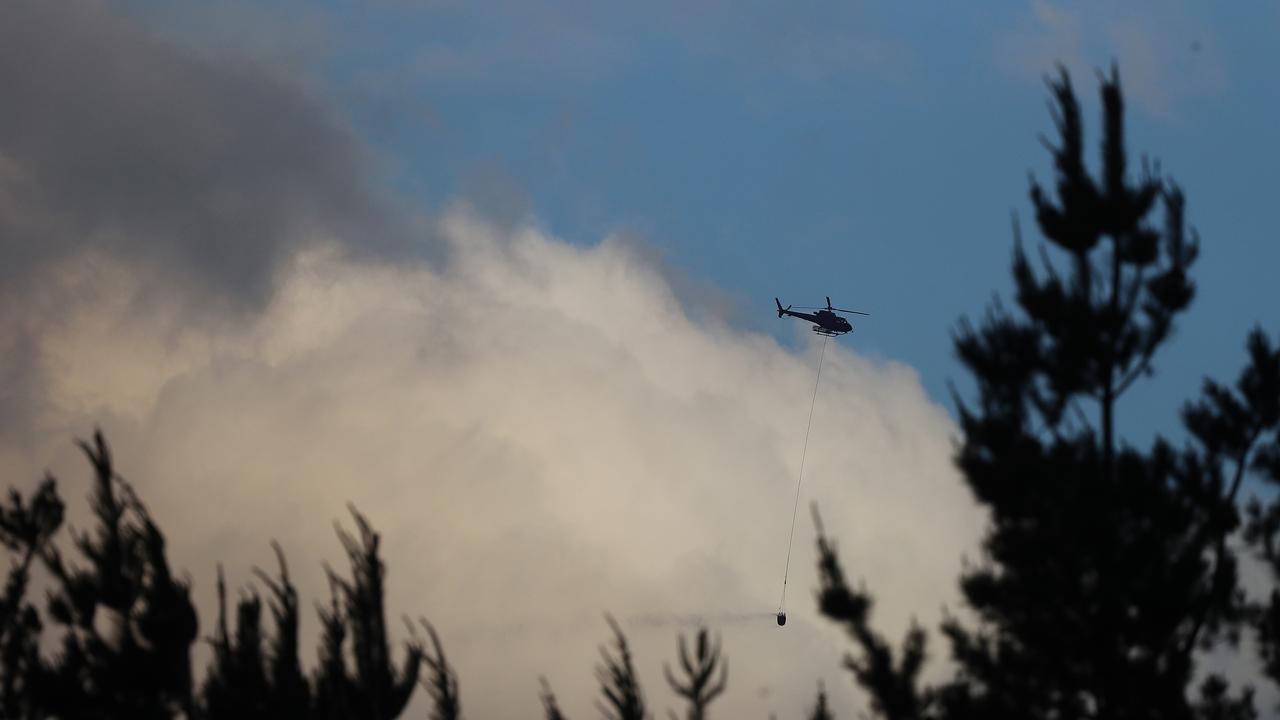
[202, 0, 1275, 447]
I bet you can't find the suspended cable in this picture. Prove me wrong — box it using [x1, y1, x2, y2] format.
[779, 336, 830, 614]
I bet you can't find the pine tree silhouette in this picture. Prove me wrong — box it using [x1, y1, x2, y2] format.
[596, 614, 647, 720]
[663, 626, 727, 720]
[814, 66, 1261, 720]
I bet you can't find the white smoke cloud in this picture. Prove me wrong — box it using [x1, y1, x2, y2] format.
[11, 207, 984, 718]
[996, 0, 1227, 122]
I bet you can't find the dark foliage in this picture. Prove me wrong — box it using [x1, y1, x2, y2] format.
[419, 619, 462, 720]
[39, 431, 199, 719]
[1231, 330, 1280, 700]
[596, 614, 647, 720]
[813, 506, 926, 720]
[311, 506, 424, 719]
[0, 432, 449, 719]
[200, 542, 310, 719]
[0, 476, 62, 718]
[201, 565, 270, 718]
[259, 542, 312, 716]
[200, 507, 430, 720]
[1195, 674, 1257, 720]
[814, 66, 1268, 720]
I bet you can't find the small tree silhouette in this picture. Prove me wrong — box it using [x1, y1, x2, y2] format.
[419, 618, 462, 720]
[200, 566, 269, 717]
[254, 542, 310, 717]
[540, 676, 569, 720]
[813, 506, 927, 720]
[808, 680, 835, 720]
[312, 576, 352, 718]
[199, 543, 309, 719]
[311, 506, 423, 719]
[0, 477, 63, 718]
[202, 505, 433, 720]
[40, 431, 199, 719]
[663, 626, 727, 720]
[596, 614, 647, 720]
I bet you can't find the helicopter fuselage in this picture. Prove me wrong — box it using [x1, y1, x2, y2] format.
[781, 308, 852, 335]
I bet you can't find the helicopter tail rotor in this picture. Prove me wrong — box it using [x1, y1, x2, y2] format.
[776, 298, 788, 318]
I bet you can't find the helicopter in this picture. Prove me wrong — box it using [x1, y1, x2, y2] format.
[775, 296, 869, 337]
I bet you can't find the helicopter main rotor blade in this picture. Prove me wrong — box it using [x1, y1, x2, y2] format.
[793, 305, 870, 316]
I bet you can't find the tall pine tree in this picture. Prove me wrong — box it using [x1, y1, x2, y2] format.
[816, 66, 1258, 720]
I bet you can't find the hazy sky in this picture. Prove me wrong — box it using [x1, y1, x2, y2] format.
[2, 0, 1277, 717]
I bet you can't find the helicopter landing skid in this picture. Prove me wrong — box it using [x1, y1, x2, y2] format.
[811, 327, 848, 337]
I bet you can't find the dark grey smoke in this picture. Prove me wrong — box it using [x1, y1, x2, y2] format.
[0, 0, 409, 310]
[0, 0, 424, 442]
